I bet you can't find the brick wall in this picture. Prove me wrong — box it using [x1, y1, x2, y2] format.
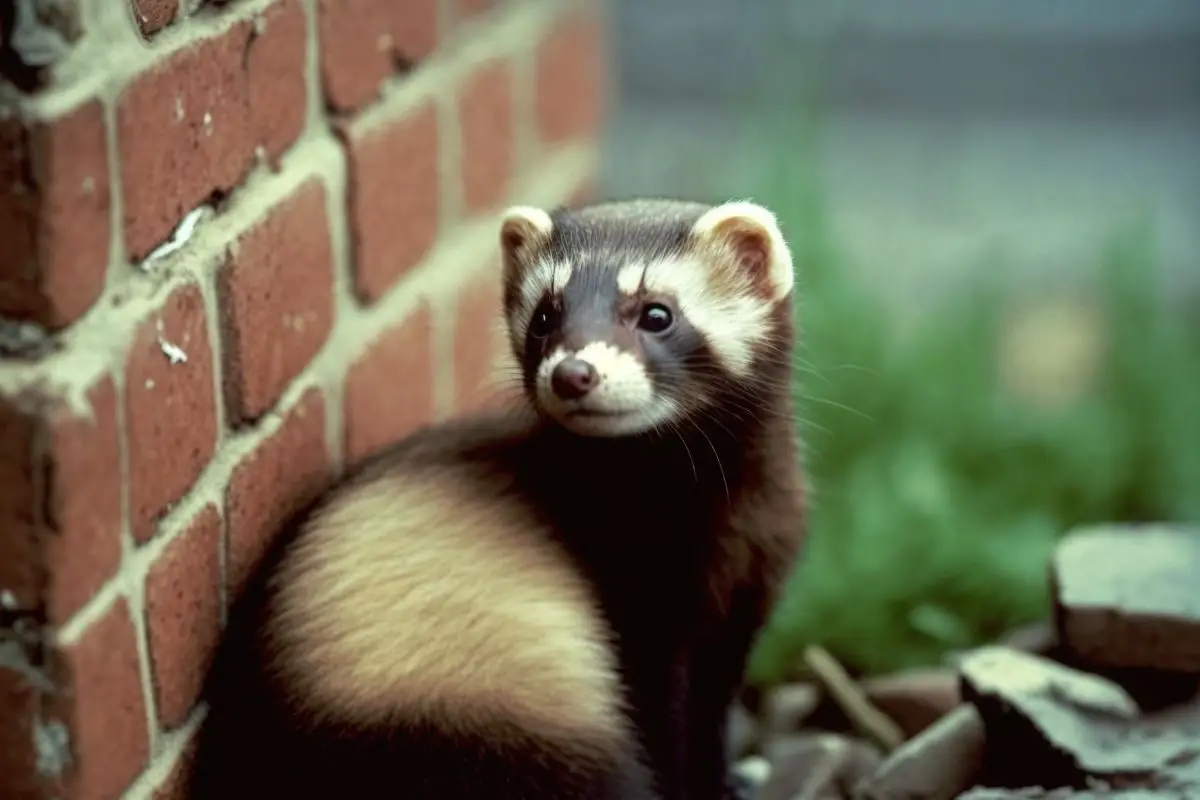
[0, 0, 604, 797]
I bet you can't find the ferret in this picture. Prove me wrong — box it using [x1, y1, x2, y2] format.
[186, 197, 807, 800]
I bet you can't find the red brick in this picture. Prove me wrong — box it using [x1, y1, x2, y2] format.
[226, 387, 329, 595]
[44, 376, 123, 624]
[0, 663, 50, 800]
[459, 58, 514, 215]
[391, 0, 438, 59]
[0, 101, 111, 328]
[0, 399, 42, 610]
[340, 101, 439, 303]
[125, 283, 218, 543]
[61, 599, 150, 800]
[343, 304, 435, 463]
[534, 9, 605, 145]
[453, 267, 511, 414]
[145, 505, 222, 730]
[117, 20, 253, 262]
[219, 179, 334, 424]
[247, 0, 309, 165]
[133, 0, 177, 37]
[315, 0, 392, 112]
[317, 0, 438, 112]
[118, 1, 308, 261]
[0, 376, 122, 623]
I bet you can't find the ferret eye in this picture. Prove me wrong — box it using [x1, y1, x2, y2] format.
[528, 306, 556, 339]
[638, 303, 674, 333]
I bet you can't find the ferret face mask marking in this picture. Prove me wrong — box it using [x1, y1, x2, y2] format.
[497, 201, 795, 439]
[527, 290, 689, 437]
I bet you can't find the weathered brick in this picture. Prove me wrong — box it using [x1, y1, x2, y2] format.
[0, 376, 122, 623]
[61, 599, 149, 800]
[145, 505, 222, 730]
[453, 267, 510, 414]
[0, 101, 111, 328]
[226, 387, 329, 595]
[118, 0, 308, 261]
[343, 304, 435, 463]
[340, 100, 439, 303]
[0, 663, 51, 800]
[219, 179, 334, 424]
[247, 0, 309, 165]
[44, 376, 123, 624]
[534, 8, 604, 145]
[391, 1, 438, 61]
[125, 283, 218, 543]
[117, 20, 253, 262]
[0, 398, 42, 610]
[459, 58, 514, 215]
[132, 0, 177, 37]
[316, 0, 438, 112]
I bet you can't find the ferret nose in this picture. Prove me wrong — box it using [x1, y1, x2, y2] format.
[551, 358, 599, 400]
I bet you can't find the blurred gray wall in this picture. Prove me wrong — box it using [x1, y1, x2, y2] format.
[599, 0, 1200, 299]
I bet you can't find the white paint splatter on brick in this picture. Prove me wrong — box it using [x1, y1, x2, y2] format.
[141, 205, 211, 269]
[157, 337, 188, 365]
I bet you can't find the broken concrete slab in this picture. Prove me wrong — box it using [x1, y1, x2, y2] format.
[853, 704, 985, 800]
[1051, 524, 1200, 675]
[959, 645, 1200, 790]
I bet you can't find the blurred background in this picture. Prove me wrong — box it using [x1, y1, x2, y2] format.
[598, 0, 1200, 685]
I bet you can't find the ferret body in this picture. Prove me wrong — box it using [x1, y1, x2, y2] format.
[187, 198, 807, 800]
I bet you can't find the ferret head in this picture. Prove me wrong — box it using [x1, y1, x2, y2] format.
[498, 198, 796, 438]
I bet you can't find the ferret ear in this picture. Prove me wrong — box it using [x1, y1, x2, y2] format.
[691, 201, 794, 301]
[499, 205, 554, 275]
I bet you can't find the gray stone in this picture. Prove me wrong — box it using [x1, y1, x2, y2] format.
[862, 666, 962, 738]
[1052, 524, 1200, 675]
[853, 705, 985, 800]
[956, 788, 1190, 799]
[758, 733, 882, 800]
[732, 755, 772, 799]
[730, 701, 761, 760]
[761, 683, 822, 739]
[958, 645, 1200, 791]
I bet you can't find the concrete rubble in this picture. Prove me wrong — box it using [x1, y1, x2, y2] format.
[731, 523, 1200, 800]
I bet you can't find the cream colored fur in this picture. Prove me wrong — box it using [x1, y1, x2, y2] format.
[267, 468, 628, 750]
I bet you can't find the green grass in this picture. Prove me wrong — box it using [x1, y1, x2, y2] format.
[741, 115, 1200, 685]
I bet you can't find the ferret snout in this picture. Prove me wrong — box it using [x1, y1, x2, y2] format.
[551, 357, 600, 401]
